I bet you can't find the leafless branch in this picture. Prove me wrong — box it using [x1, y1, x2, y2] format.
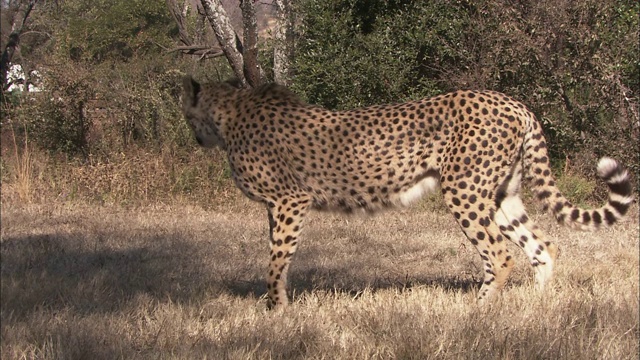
[199, 0, 247, 86]
[1, 0, 39, 92]
[166, 0, 193, 47]
[168, 45, 225, 59]
[19, 30, 52, 39]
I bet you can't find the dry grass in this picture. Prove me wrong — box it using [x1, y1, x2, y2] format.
[0, 142, 239, 209]
[1, 200, 638, 359]
[5, 129, 33, 203]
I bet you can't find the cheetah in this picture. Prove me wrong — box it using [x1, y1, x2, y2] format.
[181, 76, 633, 309]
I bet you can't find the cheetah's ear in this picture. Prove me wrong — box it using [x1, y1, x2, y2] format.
[182, 76, 201, 106]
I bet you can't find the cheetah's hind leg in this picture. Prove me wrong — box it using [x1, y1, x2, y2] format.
[443, 194, 515, 304]
[493, 160, 558, 292]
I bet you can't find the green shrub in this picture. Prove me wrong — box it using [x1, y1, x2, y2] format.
[556, 172, 598, 208]
[11, 66, 93, 156]
[292, 0, 638, 197]
[292, 0, 465, 109]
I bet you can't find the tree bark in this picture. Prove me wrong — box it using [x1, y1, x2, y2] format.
[199, 0, 247, 86]
[1, 0, 38, 92]
[273, 0, 294, 86]
[171, 1, 266, 87]
[166, 0, 224, 60]
[194, 2, 208, 46]
[166, 0, 193, 47]
[240, 0, 262, 88]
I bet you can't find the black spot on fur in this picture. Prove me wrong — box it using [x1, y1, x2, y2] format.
[608, 181, 632, 197]
[604, 209, 617, 225]
[609, 200, 630, 216]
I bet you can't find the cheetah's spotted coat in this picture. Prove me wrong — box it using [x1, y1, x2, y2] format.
[181, 77, 633, 309]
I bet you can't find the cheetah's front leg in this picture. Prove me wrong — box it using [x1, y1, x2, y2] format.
[265, 198, 310, 309]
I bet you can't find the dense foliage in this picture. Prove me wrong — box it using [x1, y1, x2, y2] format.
[292, 0, 639, 176]
[2, 0, 230, 155]
[1, 0, 638, 202]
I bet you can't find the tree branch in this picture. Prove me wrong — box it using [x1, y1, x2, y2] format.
[166, 0, 193, 47]
[199, 0, 246, 86]
[166, 45, 225, 59]
[1, 0, 39, 92]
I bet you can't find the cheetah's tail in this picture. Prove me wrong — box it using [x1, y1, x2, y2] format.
[536, 157, 634, 230]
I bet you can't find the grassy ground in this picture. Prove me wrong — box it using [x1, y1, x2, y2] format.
[1, 199, 638, 359]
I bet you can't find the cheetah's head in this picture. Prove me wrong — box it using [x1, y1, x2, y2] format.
[181, 76, 238, 149]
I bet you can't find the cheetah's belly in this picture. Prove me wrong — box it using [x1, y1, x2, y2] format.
[391, 175, 440, 207]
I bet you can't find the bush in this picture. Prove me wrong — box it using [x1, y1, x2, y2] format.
[292, 0, 465, 109]
[85, 59, 190, 153]
[292, 0, 639, 187]
[8, 64, 93, 156]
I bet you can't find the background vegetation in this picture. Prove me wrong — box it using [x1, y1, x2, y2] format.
[293, 0, 639, 185]
[1, 1, 638, 358]
[1, 0, 638, 206]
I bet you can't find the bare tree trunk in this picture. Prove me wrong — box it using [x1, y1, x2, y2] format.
[273, 0, 294, 86]
[166, 0, 194, 47]
[1, 0, 38, 92]
[199, 0, 247, 86]
[166, 0, 224, 59]
[169, 1, 266, 87]
[240, 0, 262, 88]
[194, 2, 208, 46]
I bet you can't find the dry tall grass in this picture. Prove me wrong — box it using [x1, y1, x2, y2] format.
[0, 142, 238, 209]
[1, 201, 638, 359]
[7, 130, 33, 203]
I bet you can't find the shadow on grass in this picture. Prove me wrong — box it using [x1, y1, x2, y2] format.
[1, 230, 479, 323]
[287, 264, 480, 302]
[1, 232, 214, 319]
